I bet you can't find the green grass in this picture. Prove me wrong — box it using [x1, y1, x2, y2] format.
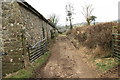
[59, 33, 67, 37]
[94, 57, 119, 72]
[6, 52, 50, 78]
[10, 69, 32, 78]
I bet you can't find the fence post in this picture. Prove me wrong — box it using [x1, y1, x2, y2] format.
[21, 29, 30, 69]
[112, 34, 114, 57]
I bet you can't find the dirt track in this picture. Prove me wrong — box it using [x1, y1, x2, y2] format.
[34, 36, 99, 78]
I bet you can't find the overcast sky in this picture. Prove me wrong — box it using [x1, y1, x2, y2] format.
[25, 0, 119, 26]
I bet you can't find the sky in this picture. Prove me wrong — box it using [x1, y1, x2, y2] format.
[25, 0, 119, 26]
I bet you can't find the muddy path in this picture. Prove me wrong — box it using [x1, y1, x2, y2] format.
[33, 36, 99, 78]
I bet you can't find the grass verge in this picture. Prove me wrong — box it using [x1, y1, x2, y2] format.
[93, 57, 119, 72]
[4, 52, 50, 78]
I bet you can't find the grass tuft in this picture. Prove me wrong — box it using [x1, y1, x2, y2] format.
[94, 57, 119, 72]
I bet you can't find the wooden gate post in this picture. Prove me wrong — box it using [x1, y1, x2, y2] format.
[21, 28, 30, 69]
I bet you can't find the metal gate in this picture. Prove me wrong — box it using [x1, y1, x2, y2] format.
[112, 33, 120, 60]
[28, 38, 48, 62]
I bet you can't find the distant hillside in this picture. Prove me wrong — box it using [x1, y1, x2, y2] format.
[57, 26, 66, 33]
[73, 22, 101, 27]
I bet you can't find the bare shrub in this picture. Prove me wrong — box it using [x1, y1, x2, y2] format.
[67, 22, 117, 57]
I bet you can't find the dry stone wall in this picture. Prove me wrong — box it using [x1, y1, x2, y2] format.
[2, 2, 24, 76]
[0, 1, 3, 79]
[1, 1, 54, 76]
[19, 4, 44, 45]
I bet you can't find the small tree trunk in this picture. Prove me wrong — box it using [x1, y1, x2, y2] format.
[87, 18, 90, 25]
[94, 20, 95, 25]
[69, 17, 73, 29]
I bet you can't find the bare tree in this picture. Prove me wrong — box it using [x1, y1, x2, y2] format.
[81, 5, 94, 25]
[49, 14, 59, 26]
[65, 3, 74, 29]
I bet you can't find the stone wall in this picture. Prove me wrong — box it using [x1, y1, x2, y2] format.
[0, 2, 3, 53]
[19, 4, 44, 45]
[1, 1, 54, 76]
[0, 1, 3, 79]
[2, 2, 24, 76]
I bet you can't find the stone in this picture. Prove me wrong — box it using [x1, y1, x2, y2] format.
[1, 1, 55, 76]
[10, 23, 14, 26]
[17, 23, 19, 25]
[10, 59, 13, 62]
[10, 50, 13, 52]
[2, 27, 7, 30]
[2, 3, 10, 10]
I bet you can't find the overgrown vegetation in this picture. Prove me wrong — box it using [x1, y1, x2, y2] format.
[4, 52, 50, 78]
[67, 22, 117, 57]
[66, 22, 119, 73]
[93, 57, 119, 72]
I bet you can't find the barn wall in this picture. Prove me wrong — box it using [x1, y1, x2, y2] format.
[42, 20, 54, 40]
[0, 4, 3, 53]
[1, 1, 54, 76]
[47, 24, 53, 39]
[42, 21, 48, 39]
[19, 4, 44, 46]
[2, 2, 24, 76]
[0, 1, 3, 79]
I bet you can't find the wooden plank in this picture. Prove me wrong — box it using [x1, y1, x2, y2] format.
[31, 44, 47, 51]
[30, 49, 44, 57]
[30, 48, 47, 61]
[30, 49, 48, 62]
[113, 39, 120, 42]
[112, 34, 120, 60]
[30, 53, 42, 61]
[30, 53, 43, 62]
[113, 48, 120, 52]
[30, 47, 43, 54]
[32, 38, 46, 48]
[30, 52, 42, 59]
[30, 48, 46, 58]
[113, 53, 120, 59]
[30, 44, 47, 52]
[112, 34, 120, 36]
[113, 45, 120, 48]
[30, 47, 47, 54]
[114, 51, 120, 55]
[28, 39, 48, 63]
[30, 50, 42, 57]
